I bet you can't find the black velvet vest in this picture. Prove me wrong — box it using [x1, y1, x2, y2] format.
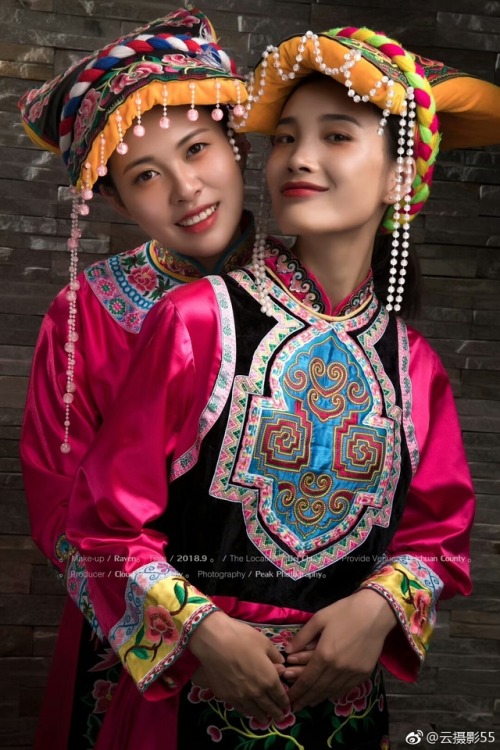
[155, 270, 414, 615]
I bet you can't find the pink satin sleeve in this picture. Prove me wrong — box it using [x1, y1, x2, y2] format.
[365, 327, 475, 681]
[392, 328, 474, 595]
[66, 281, 225, 698]
[19, 276, 133, 571]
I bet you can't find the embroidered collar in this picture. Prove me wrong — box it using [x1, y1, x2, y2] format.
[264, 237, 375, 318]
[152, 210, 254, 281]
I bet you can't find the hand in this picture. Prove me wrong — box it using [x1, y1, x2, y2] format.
[283, 589, 397, 711]
[189, 611, 290, 721]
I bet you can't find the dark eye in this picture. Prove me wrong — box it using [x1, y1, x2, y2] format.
[272, 133, 294, 146]
[135, 169, 158, 184]
[187, 142, 207, 157]
[326, 132, 351, 143]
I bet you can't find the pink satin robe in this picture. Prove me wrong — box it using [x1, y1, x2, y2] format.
[64, 247, 475, 750]
[20, 218, 254, 750]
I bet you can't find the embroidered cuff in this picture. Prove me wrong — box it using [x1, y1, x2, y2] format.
[359, 554, 444, 666]
[109, 561, 217, 693]
[65, 551, 105, 640]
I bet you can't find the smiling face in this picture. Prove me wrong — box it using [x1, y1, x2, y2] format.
[266, 76, 398, 248]
[104, 105, 244, 267]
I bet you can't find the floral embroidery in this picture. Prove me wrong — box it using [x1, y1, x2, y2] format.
[207, 725, 223, 742]
[187, 687, 304, 749]
[109, 561, 216, 692]
[128, 265, 158, 293]
[184, 662, 386, 748]
[95, 277, 115, 298]
[110, 62, 163, 94]
[249, 712, 296, 731]
[55, 533, 75, 566]
[326, 668, 385, 748]
[410, 589, 432, 636]
[85, 214, 254, 334]
[91, 679, 117, 713]
[85, 242, 181, 332]
[360, 554, 444, 663]
[74, 89, 101, 141]
[79, 641, 121, 748]
[144, 604, 178, 645]
[333, 678, 372, 717]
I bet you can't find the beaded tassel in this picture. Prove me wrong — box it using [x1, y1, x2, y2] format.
[386, 89, 416, 312]
[133, 94, 146, 137]
[211, 81, 224, 121]
[115, 109, 128, 154]
[60, 193, 83, 453]
[226, 125, 241, 162]
[159, 86, 170, 129]
[188, 82, 199, 121]
[251, 145, 274, 316]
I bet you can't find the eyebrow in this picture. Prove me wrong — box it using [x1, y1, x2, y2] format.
[122, 127, 212, 173]
[277, 113, 362, 128]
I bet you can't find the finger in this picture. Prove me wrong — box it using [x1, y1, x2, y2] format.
[261, 688, 291, 721]
[266, 642, 285, 664]
[238, 698, 270, 723]
[287, 663, 330, 711]
[281, 665, 309, 683]
[285, 619, 322, 654]
[285, 649, 314, 666]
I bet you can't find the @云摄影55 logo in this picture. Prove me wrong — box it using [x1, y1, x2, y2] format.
[406, 730, 424, 744]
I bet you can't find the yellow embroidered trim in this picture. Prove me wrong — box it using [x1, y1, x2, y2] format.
[266, 266, 373, 322]
[115, 575, 216, 690]
[359, 561, 435, 662]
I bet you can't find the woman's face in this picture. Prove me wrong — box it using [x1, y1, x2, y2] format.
[106, 106, 244, 266]
[266, 76, 397, 243]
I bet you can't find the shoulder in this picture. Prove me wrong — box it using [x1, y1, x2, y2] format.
[83, 243, 183, 333]
[139, 277, 224, 344]
[404, 322, 450, 386]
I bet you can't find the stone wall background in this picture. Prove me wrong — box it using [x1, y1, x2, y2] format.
[1, 0, 499, 747]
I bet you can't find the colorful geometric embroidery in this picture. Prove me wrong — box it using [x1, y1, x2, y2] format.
[170, 276, 237, 481]
[397, 317, 419, 475]
[211, 273, 401, 579]
[65, 552, 104, 640]
[85, 242, 181, 333]
[265, 238, 325, 312]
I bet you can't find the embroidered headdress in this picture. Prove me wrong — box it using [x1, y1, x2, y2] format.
[18, 6, 248, 454]
[19, 6, 247, 191]
[236, 26, 500, 315]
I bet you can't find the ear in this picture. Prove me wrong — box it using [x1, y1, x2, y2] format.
[98, 184, 131, 218]
[384, 157, 417, 205]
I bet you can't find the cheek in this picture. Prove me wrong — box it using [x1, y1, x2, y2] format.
[265, 157, 280, 197]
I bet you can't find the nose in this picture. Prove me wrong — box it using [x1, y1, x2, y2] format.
[286, 139, 318, 174]
[170, 165, 203, 203]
